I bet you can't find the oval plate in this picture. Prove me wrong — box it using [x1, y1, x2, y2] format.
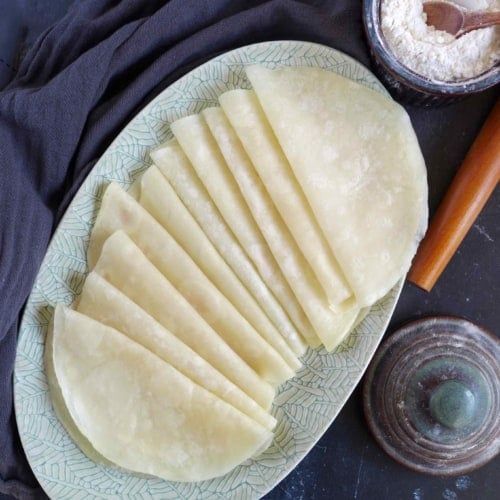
[14, 41, 402, 499]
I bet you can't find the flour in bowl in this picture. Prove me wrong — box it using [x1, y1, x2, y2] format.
[381, 0, 500, 82]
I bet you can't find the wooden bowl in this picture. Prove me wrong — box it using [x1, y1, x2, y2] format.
[362, 0, 500, 106]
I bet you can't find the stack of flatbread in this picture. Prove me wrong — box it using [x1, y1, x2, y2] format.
[46, 65, 427, 482]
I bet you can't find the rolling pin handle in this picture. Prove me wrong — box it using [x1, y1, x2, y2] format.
[409, 99, 500, 291]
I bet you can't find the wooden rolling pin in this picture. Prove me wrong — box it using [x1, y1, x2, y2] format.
[409, 99, 500, 291]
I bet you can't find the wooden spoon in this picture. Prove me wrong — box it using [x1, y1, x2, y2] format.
[423, 1, 500, 37]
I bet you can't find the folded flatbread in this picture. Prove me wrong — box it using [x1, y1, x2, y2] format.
[219, 90, 352, 311]
[138, 166, 303, 367]
[51, 305, 273, 482]
[246, 65, 428, 307]
[93, 230, 274, 409]
[77, 272, 276, 430]
[203, 106, 357, 351]
[151, 141, 317, 348]
[87, 183, 298, 384]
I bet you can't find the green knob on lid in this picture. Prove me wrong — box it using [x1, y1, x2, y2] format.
[363, 317, 499, 476]
[429, 380, 476, 429]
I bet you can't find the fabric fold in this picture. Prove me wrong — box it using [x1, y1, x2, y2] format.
[1, 0, 495, 497]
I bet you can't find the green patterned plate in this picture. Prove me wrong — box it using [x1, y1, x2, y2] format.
[14, 41, 402, 499]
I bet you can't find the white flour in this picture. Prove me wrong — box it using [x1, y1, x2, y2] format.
[381, 0, 500, 82]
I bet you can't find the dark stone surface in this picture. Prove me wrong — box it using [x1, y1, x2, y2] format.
[1, 1, 498, 499]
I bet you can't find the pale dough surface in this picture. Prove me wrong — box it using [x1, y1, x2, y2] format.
[52, 305, 272, 482]
[151, 141, 316, 349]
[220, 90, 352, 311]
[138, 166, 302, 368]
[202, 108, 325, 345]
[247, 65, 428, 307]
[170, 116, 315, 349]
[45, 316, 110, 465]
[93, 230, 274, 409]
[77, 272, 276, 430]
[203, 107, 354, 350]
[87, 183, 296, 385]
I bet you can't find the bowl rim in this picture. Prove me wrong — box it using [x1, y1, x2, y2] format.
[362, 0, 500, 95]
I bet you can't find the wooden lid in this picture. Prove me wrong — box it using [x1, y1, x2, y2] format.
[363, 317, 499, 475]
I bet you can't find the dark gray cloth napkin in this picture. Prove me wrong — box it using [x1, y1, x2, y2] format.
[0, 1, 368, 497]
[0, 1, 497, 498]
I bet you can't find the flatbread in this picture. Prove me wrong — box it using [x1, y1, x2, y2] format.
[353, 307, 371, 330]
[246, 65, 428, 307]
[88, 183, 297, 385]
[201, 107, 322, 346]
[219, 90, 352, 311]
[77, 272, 276, 430]
[151, 141, 318, 349]
[203, 107, 358, 351]
[138, 166, 303, 367]
[93, 230, 274, 409]
[170, 116, 316, 350]
[45, 314, 110, 465]
[51, 305, 273, 482]
[170, 115, 279, 297]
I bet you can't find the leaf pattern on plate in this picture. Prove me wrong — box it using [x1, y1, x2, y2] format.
[15, 41, 401, 499]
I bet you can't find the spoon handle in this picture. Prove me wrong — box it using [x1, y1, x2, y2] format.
[408, 99, 500, 291]
[461, 10, 500, 35]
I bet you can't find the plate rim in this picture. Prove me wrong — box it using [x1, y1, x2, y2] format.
[14, 39, 402, 499]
